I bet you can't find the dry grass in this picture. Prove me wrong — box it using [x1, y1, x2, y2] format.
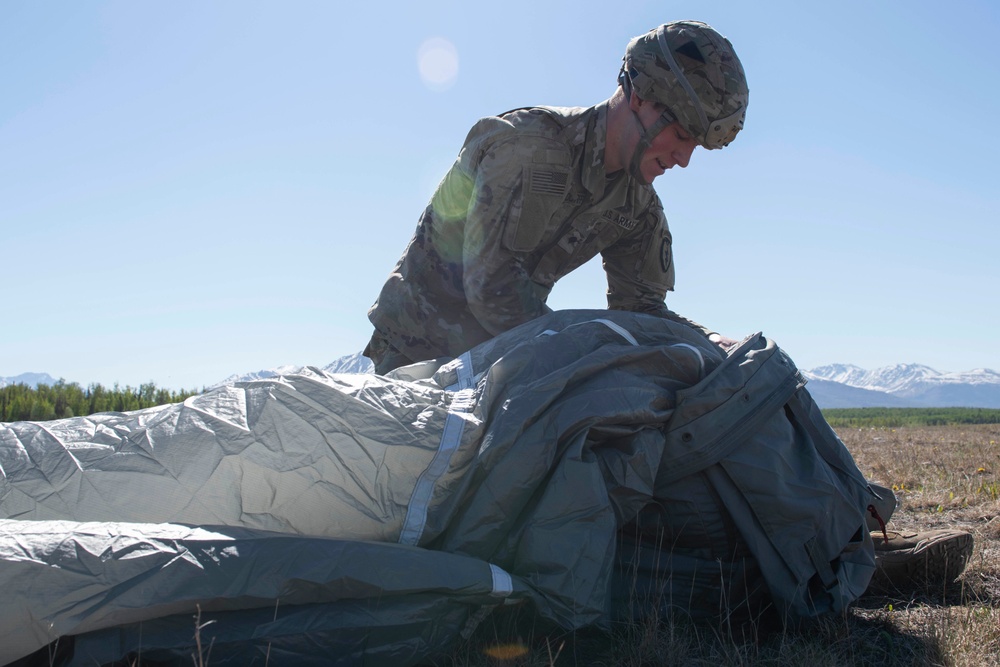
[841, 424, 1000, 667]
[450, 424, 1000, 667]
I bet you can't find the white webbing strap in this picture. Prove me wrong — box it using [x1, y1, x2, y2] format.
[398, 350, 476, 545]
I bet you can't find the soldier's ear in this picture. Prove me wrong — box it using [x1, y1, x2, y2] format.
[632, 94, 667, 115]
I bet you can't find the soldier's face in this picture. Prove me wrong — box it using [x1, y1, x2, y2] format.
[638, 121, 697, 183]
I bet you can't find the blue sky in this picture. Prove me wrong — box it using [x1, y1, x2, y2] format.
[2, 1, 998, 390]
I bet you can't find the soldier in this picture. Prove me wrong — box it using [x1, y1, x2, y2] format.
[365, 21, 746, 373]
[365, 21, 973, 595]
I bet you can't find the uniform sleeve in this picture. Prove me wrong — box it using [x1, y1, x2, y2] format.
[453, 119, 567, 336]
[601, 198, 718, 339]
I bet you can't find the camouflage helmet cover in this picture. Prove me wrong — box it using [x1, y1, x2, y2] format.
[621, 21, 749, 149]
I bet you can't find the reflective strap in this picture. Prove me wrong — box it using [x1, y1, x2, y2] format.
[489, 563, 514, 597]
[590, 318, 639, 346]
[670, 342, 705, 377]
[398, 351, 475, 545]
[539, 319, 639, 346]
[444, 350, 478, 392]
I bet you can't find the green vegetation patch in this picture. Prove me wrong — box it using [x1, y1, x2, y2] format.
[822, 407, 1000, 429]
[0, 381, 201, 422]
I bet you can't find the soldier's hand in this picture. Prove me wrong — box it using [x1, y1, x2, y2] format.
[708, 333, 739, 353]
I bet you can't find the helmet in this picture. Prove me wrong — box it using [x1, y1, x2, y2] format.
[619, 21, 749, 150]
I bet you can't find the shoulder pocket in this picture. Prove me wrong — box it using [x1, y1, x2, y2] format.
[502, 165, 570, 252]
[638, 223, 675, 291]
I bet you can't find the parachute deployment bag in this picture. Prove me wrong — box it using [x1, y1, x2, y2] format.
[614, 333, 877, 626]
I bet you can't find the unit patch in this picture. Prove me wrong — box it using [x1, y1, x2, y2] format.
[659, 238, 672, 272]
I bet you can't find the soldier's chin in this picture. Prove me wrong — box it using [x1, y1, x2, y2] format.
[636, 162, 663, 185]
[635, 169, 654, 186]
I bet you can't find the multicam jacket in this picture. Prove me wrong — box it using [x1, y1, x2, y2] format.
[368, 102, 712, 362]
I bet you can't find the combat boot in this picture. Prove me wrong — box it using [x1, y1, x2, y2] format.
[869, 528, 974, 594]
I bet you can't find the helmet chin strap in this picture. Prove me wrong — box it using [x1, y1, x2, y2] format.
[619, 64, 674, 185]
[627, 109, 672, 185]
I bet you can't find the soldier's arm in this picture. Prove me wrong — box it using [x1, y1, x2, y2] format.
[601, 199, 720, 342]
[457, 123, 565, 336]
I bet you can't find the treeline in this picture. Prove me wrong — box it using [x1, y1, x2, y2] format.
[0, 381, 201, 422]
[822, 407, 1000, 429]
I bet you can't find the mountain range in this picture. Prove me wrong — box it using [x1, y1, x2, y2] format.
[207, 352, 375, 389]
[5, 358, 1000, 409]
[801, 364, 1000, 409]
[0, 372, 60, 389]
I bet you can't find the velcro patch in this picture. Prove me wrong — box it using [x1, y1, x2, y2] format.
[529, 170, 569, 196]
[603, 209, 637, 231]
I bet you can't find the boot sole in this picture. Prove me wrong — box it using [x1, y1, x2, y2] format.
[870, 532, 974, 594]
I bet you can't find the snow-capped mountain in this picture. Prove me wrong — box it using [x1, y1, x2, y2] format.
[0, 372, 59, 389]
[802, 364, 1000, 409]
[207, 364, 323, 390]
[322, 351, 374, 375]
[206, 353, 374, 389]
[805, 363, 936, 393]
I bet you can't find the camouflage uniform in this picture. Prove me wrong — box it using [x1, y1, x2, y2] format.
[366, 102, 713, 372]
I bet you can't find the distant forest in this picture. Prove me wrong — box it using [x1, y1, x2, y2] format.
[822, 407, 1000, 429]
[4, 382, 1000, 428]
[0, 381, 201, 422]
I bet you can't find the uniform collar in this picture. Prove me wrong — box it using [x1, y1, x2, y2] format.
[581, 101, 610, 198]
[582, 101, 634, 207]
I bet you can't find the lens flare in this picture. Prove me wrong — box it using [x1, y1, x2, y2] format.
[417, 37, 459, 91]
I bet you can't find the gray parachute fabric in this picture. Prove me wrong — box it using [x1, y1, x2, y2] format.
[651, 332, 877, 620]
[0, 521, 525, 666]
[0, 310, 877, 666]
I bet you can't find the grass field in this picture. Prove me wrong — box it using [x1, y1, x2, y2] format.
[834, 423, 1000, 667]
[451, 423, 1000, 666]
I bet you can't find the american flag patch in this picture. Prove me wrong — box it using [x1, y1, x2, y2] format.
[529, 170, 568, 196]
